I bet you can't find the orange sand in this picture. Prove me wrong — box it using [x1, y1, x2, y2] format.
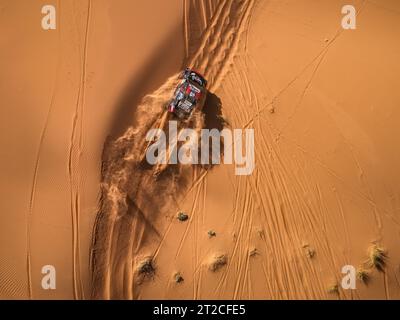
[1, 0, 400, 300]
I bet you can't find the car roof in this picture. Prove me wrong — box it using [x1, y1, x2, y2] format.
[187, 78, 203, 90]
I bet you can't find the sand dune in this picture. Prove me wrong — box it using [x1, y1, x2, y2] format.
[1, 0, 400, 300]
[0, 0, 183, 299]
[91, 0, 400, 300]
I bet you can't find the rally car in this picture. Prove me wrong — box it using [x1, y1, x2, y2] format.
[167, 68, 208, 119]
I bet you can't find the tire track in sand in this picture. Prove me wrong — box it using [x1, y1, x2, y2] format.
[158, 0, 256, 266]
[90, 0, 256, 299]
[68, 0, 91, 300]
[26, 0, 61, 298]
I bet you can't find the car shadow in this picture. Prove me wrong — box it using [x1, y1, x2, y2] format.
[203, 91, 227, 131]
[196, 91, 229, 170]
